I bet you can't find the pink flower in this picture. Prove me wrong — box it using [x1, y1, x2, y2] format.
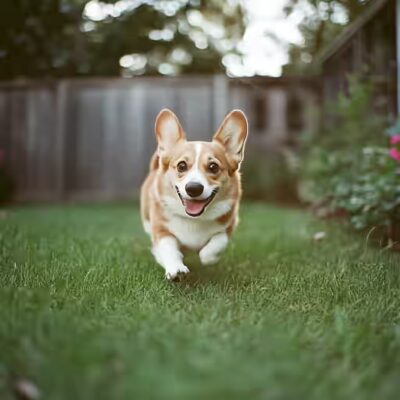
[391, 135, 400, 145]
[390, 148, 400, 162]
[390, 135, 400, 162]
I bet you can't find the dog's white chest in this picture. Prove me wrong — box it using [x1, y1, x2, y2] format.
[167, 215, 224, 250]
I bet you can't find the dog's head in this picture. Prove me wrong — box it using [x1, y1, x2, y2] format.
[155, 108, 248, 218]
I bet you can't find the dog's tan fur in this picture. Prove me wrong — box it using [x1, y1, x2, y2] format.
[140, 109, 248, 280]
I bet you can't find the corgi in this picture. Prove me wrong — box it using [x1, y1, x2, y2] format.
[140, 108, 248, 281]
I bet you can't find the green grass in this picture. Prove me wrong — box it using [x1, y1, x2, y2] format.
[0, 204, 399, 400]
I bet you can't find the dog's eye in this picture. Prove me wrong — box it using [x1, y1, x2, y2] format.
[177, 161, 188, 173]
[208, 162, 220, 174]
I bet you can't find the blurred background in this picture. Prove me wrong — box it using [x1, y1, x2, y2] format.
[0, 0, 399, 236]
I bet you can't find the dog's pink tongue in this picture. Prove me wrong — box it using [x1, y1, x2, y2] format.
[184, 200, 207, 216]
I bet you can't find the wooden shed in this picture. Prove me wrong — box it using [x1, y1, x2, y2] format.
[321, 0, 398, 117]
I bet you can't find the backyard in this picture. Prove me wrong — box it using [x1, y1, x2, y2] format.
[1, 204, 399, 400]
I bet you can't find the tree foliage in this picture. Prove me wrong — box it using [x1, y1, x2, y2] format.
[0, 0, 245, 80]
[283, 0, 371, 75]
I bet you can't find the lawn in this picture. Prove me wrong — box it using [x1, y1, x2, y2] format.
[0, 204, 399, 400]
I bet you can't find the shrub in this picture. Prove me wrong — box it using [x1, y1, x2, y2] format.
[301, 76, 400, 243]
[331, 146, 400, 230]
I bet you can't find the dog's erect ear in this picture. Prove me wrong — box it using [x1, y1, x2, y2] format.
[213, 110, 248, 171]
[155, 109, 186, 159]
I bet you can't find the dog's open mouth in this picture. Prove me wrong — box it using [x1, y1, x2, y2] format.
[175, 187, 218, 217]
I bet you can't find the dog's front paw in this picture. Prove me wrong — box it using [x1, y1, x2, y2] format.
[199, 249, 220, 266]
[165, 264, 190, 282]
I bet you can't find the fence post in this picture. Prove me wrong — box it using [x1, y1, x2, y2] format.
[212, 75, 229, 129]
[55, 80, 67, 200]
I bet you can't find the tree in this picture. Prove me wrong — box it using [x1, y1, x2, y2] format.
[0, 0, 86, 79]
[0, 0, 245, 80]
[283, 0, 371, 75]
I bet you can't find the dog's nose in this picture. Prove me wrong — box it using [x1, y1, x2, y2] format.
[185, 182, 204, 198]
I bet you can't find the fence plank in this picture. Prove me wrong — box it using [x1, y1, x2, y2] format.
[177, 83, 213, 140]
[124, 83, 147, 195]
[26, 88, 59, 200]
[10, 90, 28, 200]
[0, 92, 11, 165]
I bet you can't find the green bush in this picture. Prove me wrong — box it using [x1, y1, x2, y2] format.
[331, 147, 399, 230]
[301, 76, 400, 237]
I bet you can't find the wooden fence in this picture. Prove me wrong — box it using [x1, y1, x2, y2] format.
[0, 76, 319, 202]
[321, 0, 397, 117]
